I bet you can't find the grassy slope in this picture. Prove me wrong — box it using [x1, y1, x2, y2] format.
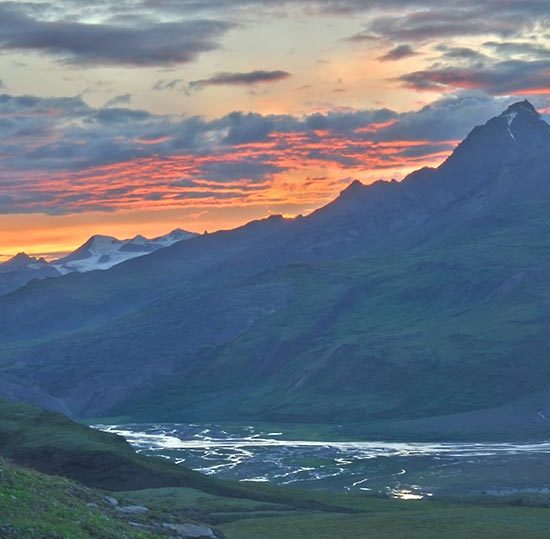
[0, 457, 150, 539]
[1, 398, 550, 539]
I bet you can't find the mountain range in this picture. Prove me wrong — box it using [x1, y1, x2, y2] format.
[1, 100, 550, 438]
[0, 228, 196, 296]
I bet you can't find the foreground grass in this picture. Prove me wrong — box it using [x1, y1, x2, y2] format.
[119, 486, 550, 539]
[0, 458, 150, 539]
[220, 508, 550, 539]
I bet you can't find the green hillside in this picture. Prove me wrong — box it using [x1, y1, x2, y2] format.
[1, 103, 550, 435]
[8, 197, 548, 438]
[4, 197, 550, 436]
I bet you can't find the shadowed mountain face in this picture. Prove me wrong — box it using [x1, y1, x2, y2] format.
[1, 101, 550, 434]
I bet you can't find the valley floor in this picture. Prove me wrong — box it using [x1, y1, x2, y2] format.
[1, 399, 549, 538]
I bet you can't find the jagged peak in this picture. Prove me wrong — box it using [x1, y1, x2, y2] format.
[500, 100, 539, 118]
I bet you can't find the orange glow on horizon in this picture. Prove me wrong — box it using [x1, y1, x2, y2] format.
[0, 133, 456, 259]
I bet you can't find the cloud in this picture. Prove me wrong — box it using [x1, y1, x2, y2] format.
[378, 44, 417, 62]
[344, 1, 547, 44]
[346, 30, 378, 43]
[483, 41, 550, 58]
[39, 0, 550, 19]
[189, 70, 291, 90]
[0, 3, 235, 66]
[104, 94, 132, 107]
[2, 1, 547, 74]
[400, 59, 550, 95]
[366, 11, 522, 43]
[153, 79, 185, 91]
[0, 90, 537, 215]
[437, 46, 488, 62]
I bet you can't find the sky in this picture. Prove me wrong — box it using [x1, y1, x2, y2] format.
[0, 0, 549, 259]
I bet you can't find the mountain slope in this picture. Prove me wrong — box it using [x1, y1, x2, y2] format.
[1, 101, 550, 432]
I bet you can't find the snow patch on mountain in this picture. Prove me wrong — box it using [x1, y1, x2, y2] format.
[53, 229, 197, 273]
[0, 228, 197, 296]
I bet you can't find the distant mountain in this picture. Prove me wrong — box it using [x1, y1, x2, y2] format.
[0, 228, 197, 296]
[0, 253, 61, 296]
[1, 101, 550, 438]
[53, 228, 197, 273]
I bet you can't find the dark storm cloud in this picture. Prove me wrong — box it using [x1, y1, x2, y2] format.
[400, 59, 550, 95]
[0, 3, 234, 66]
[189, 70, 291, 90]
[378, 45, 417, 62]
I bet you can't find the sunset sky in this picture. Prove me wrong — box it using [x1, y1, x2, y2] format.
[1, 0, 549, 259]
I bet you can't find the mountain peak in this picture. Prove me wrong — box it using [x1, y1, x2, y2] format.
[165, 228, 196, 238]
[0, 252, 41, 272]
[496, 100, 549, 142]
[9, 252, 32, 262]
[447, 99, 549, 160]
[88, 234, 116, 242]
[497, 100, 541, 131]
[501, 100, 539, 117]
[340, 179, 365, 195]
